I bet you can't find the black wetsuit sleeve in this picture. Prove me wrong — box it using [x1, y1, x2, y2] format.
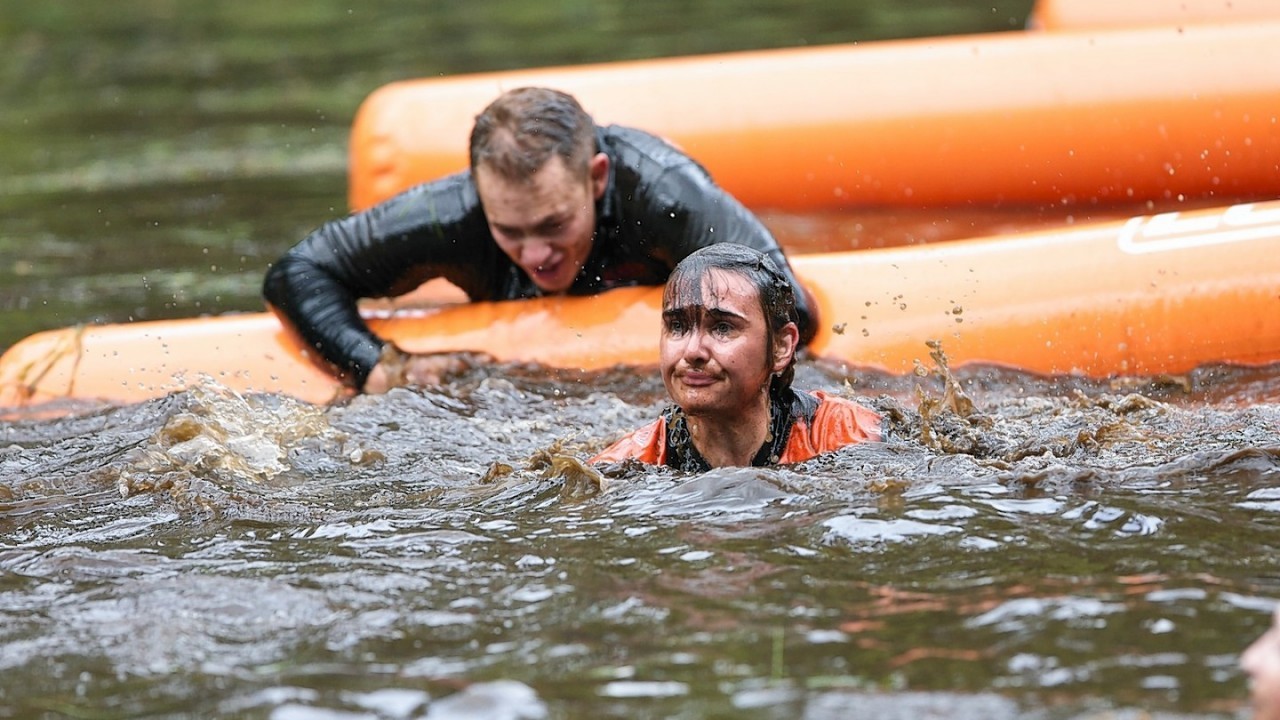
[648, 165, 819, 346]
[262, 174, 492, 388]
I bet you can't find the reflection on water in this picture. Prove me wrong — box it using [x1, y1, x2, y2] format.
[3, 0, 1280, 717]
[4, 359, 1280, 717]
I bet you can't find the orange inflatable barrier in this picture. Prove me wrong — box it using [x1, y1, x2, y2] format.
[349, 22, 1280, 213]
[1029, 0, 1280, 30]
[3, 200, 1278, 412]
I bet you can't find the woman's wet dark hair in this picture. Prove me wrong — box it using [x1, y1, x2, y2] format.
[469, 87, 596, 181]
[663, 243, 799, 392]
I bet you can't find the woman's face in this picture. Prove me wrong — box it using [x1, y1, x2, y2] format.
[659, 269, 792, 419]
[1242, 607, 1280, 720]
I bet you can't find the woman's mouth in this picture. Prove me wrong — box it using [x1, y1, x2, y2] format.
[678, 371, 717, 387]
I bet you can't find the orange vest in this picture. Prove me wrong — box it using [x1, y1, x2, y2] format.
[591, 391, 881, 466]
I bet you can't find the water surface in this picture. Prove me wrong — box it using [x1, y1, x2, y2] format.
[3, 2, 1280, 718]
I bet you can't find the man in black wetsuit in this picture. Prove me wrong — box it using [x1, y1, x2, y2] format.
[263, 86, 816, 393]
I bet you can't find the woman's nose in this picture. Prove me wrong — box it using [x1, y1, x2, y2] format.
[681, 327, 711, 360]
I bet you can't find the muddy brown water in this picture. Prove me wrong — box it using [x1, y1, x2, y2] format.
[4, 2, 1280, 718]
[5, 359, 1280, 718]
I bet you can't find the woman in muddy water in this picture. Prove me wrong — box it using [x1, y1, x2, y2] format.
[591, 243, 882, 470]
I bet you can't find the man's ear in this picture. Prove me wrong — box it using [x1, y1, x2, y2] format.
[589, 152, 609, 200]
[773, 322, 800, 373]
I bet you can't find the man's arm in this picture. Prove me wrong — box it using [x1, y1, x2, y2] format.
[262, 174, 490, 389]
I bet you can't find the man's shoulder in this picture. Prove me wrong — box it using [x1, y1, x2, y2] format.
[369, 169, 483, 230]
[600, 124, 698, 169]
[401, 168, 476, 200]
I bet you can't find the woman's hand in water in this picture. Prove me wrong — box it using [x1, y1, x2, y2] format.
[364, 345, 493, 393]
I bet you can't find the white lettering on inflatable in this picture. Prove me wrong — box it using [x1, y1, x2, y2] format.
[1117, 201, 1280, 254]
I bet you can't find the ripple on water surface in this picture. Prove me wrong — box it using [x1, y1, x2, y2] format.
[2, 360, 1279, 717]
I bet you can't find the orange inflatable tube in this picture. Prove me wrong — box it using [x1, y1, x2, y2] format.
[3, 200, 1278, 413]
[1029, 0, 1280, 30]
[349, 23, 1280, 213]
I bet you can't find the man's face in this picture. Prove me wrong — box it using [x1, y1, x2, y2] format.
[1243, 608, 1280, 720]
[475, 153, 607, 294]
[660, 269, 787, 419]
